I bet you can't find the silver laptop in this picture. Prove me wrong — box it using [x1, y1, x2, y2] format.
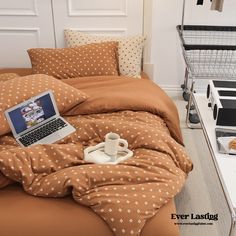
[5, 90, 76, 147]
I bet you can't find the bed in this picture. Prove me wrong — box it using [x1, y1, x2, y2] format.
[0, 34, 192, 236]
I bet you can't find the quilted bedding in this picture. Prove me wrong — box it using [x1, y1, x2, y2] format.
[0, 75, 192, 236]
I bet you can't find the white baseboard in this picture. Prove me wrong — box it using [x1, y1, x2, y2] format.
[160, 85, 182, 92]
[158, 84, 207, 95]
[159, 85, 182, 97]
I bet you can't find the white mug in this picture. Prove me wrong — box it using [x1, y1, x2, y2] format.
[104, 132, 128, 157]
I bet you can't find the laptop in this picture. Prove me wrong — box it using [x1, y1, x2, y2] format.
[5, 90, 76, 147]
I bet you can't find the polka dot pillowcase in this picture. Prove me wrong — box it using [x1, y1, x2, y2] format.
[64, 30, 146, 78]
[0, 73, 20, 82]
[0, 74, 88, 136]
[27, 41, 119, 80]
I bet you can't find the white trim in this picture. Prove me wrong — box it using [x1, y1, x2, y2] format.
[158, 84, 207, 97]
[68, 27, 127, 35]
[0, 0, 38, 16]
[157, 85, 182, 97]
[158, 84, 182, 92]
[0, 27, 40, 46]
[0, 27, 40, 32]
[157, 84, 205, 92]
[67, 0, 128, 17]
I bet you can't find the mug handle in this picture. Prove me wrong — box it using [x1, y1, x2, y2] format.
[118, 139, 128, 151]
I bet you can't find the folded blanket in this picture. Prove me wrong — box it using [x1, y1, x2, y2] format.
[0, 75, 192, 236]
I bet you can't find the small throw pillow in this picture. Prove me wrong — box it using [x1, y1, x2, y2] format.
[64, 30, 146, 78]
[0, 74, 88, 136]
[27, 41, 119, 80]
[0, 73, 20, 82]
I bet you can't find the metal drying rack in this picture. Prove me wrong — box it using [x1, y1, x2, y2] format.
[177, 0, 236, 127]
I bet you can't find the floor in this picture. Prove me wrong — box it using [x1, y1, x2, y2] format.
[169, 92, 231, 236]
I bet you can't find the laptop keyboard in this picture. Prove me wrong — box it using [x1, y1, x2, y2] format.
[19, 118, 67, 147]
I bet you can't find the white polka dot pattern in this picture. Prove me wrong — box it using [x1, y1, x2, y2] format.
[28, 41, 119, 80]
[0, 74, 88, 136]
[0, 110, 193, 236]
[64, 30, 146, 78]
[0, 73, 20, 82]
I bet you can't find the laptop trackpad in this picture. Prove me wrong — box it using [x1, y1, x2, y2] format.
[36, 133, 62, 145]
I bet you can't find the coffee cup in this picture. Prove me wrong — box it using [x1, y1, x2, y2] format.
[104, 132, 128, 158]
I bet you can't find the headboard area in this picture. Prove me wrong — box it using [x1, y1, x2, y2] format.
[0, 68, 32, 76]
[0, 0, 144, 68]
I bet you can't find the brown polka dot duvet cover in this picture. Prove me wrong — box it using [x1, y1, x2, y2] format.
[0, 75, 192, 236]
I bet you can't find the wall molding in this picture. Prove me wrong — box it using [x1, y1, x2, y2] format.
[159, 84, 207, 96]
[159, 85, 182, 97]
[158, 84, 183, 92]
[0, 0, 38, 16]
[67, 0, 128, 17]
[0, 27, 40, 45]
[69, 27, 127, 35]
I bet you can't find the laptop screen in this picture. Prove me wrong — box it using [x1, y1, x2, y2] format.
[8, 93, 56, 134]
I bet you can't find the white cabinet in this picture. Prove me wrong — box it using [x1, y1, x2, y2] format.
[0, 0, 143, 67]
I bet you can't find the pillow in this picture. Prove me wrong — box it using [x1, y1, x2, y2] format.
[0, 73, 20, 82]
[0, 74, 88, 136]
[64, 30, 146, 78]
[27, 41, 119, 80]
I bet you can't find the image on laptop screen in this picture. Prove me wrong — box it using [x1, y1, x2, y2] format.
[8, 94, 56, 134]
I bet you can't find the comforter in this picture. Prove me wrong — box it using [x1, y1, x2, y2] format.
[0, 75, 192, 236]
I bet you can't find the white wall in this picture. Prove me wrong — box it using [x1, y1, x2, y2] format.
[145, 0, 236, 90]
[0, 0, 143, 67]
[52, 0, 144, 48]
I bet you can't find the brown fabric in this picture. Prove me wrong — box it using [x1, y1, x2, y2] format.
[0, 74, 88, 136]
[0, 172, 13, 188]
[28, 42, 119, 80]
[0, 184, 179, 236]
[64, 75, 184, 145]
[142, 199, 180, 236]
[0, 68, 150, 80]
[140, 72, 149, 80]
[0, 75, 191, 235]
[0, 73, 20, 82]
[0, 68, 32, 76]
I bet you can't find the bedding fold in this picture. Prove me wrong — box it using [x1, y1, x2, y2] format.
[0, 75, 192, 236]
[63, 75, 183, 145]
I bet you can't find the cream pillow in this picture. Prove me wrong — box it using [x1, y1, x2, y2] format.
[64, 30, 146, 78]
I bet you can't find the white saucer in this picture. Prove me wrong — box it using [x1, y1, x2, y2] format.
[84, 142, 133, 164]
[217, 136, 236, 155]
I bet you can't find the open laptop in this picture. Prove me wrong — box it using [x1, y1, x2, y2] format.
[5, 90, 76, 147]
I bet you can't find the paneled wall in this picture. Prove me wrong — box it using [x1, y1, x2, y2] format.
[0, 0, 143, 67]
[52, 0, 143, 47]
[0, 0, 55, 67]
